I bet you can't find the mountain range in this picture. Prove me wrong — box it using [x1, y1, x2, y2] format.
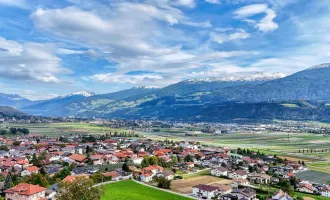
[2, 63, 330, 122]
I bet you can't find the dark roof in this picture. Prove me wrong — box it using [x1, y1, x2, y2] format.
[162, 170, 174, 177]
[232, 188, 256, 198]
[194, 184, 219, 192]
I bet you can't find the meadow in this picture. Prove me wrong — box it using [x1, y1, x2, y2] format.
[101, 180, 191, 200]
[1, 122, 128, 137]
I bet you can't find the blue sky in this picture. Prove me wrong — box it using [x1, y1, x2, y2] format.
[0, 0, 329, 100]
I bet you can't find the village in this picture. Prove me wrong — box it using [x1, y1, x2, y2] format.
[0, 131, 328, 200]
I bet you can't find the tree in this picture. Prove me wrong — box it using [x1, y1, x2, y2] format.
[156, 177, 171, 189]
[184, 154, 194, 162]
[86, 146, 93, 154]
[91, 172, 105, 184]
[9, 128, 17, 134]
[56, 177, 104, 200]
[54, 167, 71, 180]
[141, 156, 150, 168]
[122, 163, 130, 172]
[4, 174, 14, 190]
[31, 153, 41, 167]
[26, 173, 48, 187]
[149, 156, 158, 165]
[279, 180, 294, 196]
[0, 145, 9, 151]
[13, 141, 21, 146]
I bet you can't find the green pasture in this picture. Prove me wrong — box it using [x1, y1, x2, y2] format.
[101, 180, 191, 200]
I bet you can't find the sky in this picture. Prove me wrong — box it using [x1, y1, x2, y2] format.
[0, 0, 330, 100]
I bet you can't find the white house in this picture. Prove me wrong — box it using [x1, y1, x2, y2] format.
[228, 170, 248, 179]
[192, 184, 219, 199]
[21, 166, 40, 177]
[272, 190, 293, 200]
[321, 187, 330, 197]
[211, 167, 228, 177]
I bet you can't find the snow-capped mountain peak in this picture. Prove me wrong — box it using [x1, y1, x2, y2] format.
[308, 63, 330, 70]
[56, 91, 95, 99]
[70, 91, 95, 97]
[184, 72, 286, 83]
[0, 93, 26, 101]
[134, 86, 160, 89]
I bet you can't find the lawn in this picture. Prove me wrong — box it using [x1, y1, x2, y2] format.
[101, 180, 191, 200]
[182, 169, 211, 179]
[295, 170, 330, 184]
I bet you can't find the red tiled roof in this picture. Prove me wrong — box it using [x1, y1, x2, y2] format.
[27, 166, 40, 172]
[5, 183, 46, 196]
[103, 171, 120, 178]
[69, 154, 87, 162]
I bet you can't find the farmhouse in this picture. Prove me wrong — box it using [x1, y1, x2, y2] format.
[5, 183, 46, 200]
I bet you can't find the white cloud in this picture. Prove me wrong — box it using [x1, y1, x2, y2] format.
[57, 48, 84, 55]
[172, 0, 195, 8]
[0, 0, 27, 8]
[166, 15, 178, 25]
[210, 29, 250, 44]
[234, 4, 268, 18]
[205, 0, 220, 4]
[183, 20, 212, 28]
[86, 73, 164, 85]
[0, 37, 70, 83]
[234, 4, 278, 32]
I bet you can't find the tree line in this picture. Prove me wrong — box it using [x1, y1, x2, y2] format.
[0, 127, 29, 135]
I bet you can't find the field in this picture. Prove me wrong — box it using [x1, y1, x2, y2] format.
[295, 170, 330, 184]
[101, 180, 191, 200]
[1, 123, 128, 137]
[142, 130, 330, 161]
[171, 176, 232, 194]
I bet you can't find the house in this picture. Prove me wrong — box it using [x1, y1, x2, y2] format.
[228, 170, 248, 179]
[90, 155, 104, 165]
[212, 184, 232, 195]
[186, 162, 195, 169]
[248, 173, 271, 184]
[297, 183, 315, 194]
[69, 154, 87, 163]
[157, 170, 174, 180]
[230, 188, 257, 200]
[45, 189, 57, 200]
[192, 184, 219, 199]
[5, 183, 46, 200]
[103, 171, 122, 181]
[211, 167, 228, 177]
[272, 189, 293, 200]
[320, 186, 330, 197]
[21, 166, 40, 177]
[139, 171, 153, 182]
[232, 178, 249, 188]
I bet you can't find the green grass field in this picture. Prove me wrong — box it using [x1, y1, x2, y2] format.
[101, 180, 191, 200]
[1, 122, 129, 137]
[295, 170, 330, 184]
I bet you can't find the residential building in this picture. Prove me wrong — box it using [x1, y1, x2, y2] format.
[5, 183, 46, 200]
